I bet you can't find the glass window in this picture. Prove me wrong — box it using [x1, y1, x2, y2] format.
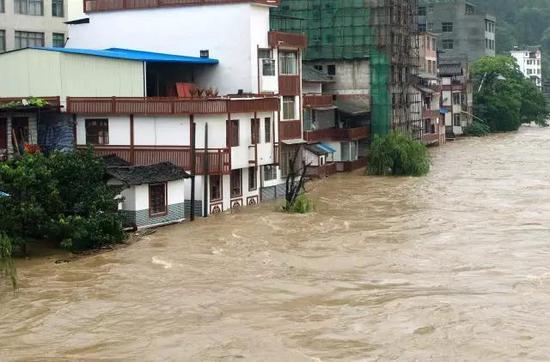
[327, 64, 336, 76]
[15, 0, 43, 15]
[279, 51, 297, 75]
[453, 93, 461, 105]
[454, 114, 461, 127]
[283, 96, 296, 120]
[14, 31, 44, 48]
[52, 33, 64, 48]
[149, 183, 167, 216]
[0, 0, 4, 13]
[210, 175, 222, 201]
[264, 118, 271, 143]
[248, 167, 257, 191]
[52, 0, 63, 16]
[442, 22, 453, 32]
[85, 119, 109, 145]
[259, 49, 275, 76]
[0, 30, 5, 52]
[418, 6, 426, 16]
[263, 165, 277, 181]
[442, 39, 454, 50]
[250, 118, 260, 145]
[340, 142, 350, 162]
[229, 119, 239, 147]
[230, 169, 242, 198]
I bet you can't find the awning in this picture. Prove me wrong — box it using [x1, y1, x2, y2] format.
[440, 108, 449, 114]
[418, 71, 439, 80]
[282, 138, 307, 145]
[334, 98, 370, 116]
[312, 105, 338, 111]
[318, 143, 336, 153]
[417, 85, 435, 94]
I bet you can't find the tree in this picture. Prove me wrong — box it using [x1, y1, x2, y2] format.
[0, 149, 125, 252]
[471, 56, 548, 132]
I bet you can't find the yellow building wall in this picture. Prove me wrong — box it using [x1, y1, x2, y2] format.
[0, 49, 145, 102]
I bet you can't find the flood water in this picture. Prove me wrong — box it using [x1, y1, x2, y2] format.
[3, 126, 550, 361]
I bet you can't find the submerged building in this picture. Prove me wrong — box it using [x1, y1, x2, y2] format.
[271, 0, 422, 140]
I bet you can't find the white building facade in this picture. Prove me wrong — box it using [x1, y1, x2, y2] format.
[511, 48, 543, 90]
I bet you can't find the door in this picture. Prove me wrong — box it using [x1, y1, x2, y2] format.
[0, 118, 6, 150]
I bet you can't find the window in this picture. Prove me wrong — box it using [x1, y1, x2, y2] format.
[327, 64, 336, 76]
[313, 64, 323, 72]
[442, 39, 454, 50]
[432, 38, 436, 50]
[283, 96, 296, 120]
[264, 118, 271, 143]
[452, 93, 461, 105]
[210, 175, 222, 201]
[453, 114, 461, 127]
[418, 23, 426, 32]
[279, 51, 297, 75]
[248, 167, 257, 191]
[85, 119, 109, 145]
[418, 6, 426, 16]
[340, 142, 358, 162]
[0, 30, 4, 52]
[149, 183, 167, 216]
[259, 48, 275, 76]
[250, 118, 260, 145]
[15, 0, 43, 15]
[0, 0, 4, 13]
[263, 165, 277, 181]
[230, 169, 242, 198]
[424, 119, 431, 133]
[14, 31, 44, 48]
[52, 33, 64, 47]
[465, 4, 474, 15]
[228, 119, 239, 147]
[52, 0, 63, 16]
[442, 22, 453, 32]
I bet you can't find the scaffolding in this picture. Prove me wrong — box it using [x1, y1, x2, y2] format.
[271, 0, 422, 139]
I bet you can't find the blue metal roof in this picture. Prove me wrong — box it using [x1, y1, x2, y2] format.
[0, 191, 9, 198]
[29, 47, 219, 65]
[318, 143, 336, 154]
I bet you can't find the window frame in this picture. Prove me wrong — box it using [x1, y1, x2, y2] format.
[14, 31, 44, 48]
[85, 118, 109, 145]
[442, 22, 453, 32]
[148, 183, 168, 217]
[230, 169, 242, 198]
[264, 117, 271, 143]
[279, 50, 298, 76]
[250, 118, 260, 145]
[0, 30, 5, 53]
[442, 39, 454, 50]
[52, 0, 63, 17]
[52, 33, 65, 48]
[453, 114, 461, 127]
[282, 96, 296, 120]
[209, 175, 222, 202]
[263, 164, 277, 181]
[228, 119, 239, 147]
[248, 167, 257, 191]
[14, 0, 43, 15]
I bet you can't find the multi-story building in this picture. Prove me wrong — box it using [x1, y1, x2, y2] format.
[418, 31, 444, 145]
[0, 0, 308, 224]
[0, 0, 68, 52]
[271, 0, 422, 141]
[418, 0, 496, 63]
[439, 57, 473, 137]
[511, 47, 543, 90]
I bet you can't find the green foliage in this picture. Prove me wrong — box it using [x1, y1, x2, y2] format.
[0, 97, 49, 110]
[472, 56, 549, 132]
[0, 150, 125, 252]
[283, 193, 314, 214]
[367, 132, 430, 177]
[463, 120, 491, 137]
[0, 233, 17, 289]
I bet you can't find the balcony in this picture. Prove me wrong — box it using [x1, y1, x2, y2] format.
[337, 157, 368, 172]
[422, 108, 440, 120]
[279, 120, 302, 140]
[303, 94, 333, 108]
[307, 162, 337, 179]
[304, 126, 369, 143]
[278, 75, 300, 96]
[84, 0, 281, 13]
[80, 145, 231, 175]
[66, 96, 279, 115]
[268, 31, 307, 49]
[422, 133, 440, 146]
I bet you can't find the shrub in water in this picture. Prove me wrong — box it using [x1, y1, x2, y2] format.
[367, 131, 430, 177]
[464, 120, 490, 137]
[283, 193, 314, 214]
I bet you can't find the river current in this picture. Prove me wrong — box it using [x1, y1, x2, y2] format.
[2, 126, 550, 361]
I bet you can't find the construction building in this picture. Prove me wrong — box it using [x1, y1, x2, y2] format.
[271, 0, 422, 140]
[418, 0, 496, 63]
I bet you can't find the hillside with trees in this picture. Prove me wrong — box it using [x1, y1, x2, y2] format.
[473, 0, 550, 79]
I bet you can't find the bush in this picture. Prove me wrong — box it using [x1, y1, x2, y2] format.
[0, 233, 17, 289]
[367, 131, 430, 177]
[464, 120, 491, 137]
[283, 193, 314, 214]
[0, 150, 125, 252]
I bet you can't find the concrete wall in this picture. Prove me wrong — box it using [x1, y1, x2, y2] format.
[0, 49, 145, 104]
[0, 0, 68, 51]
[67, 3, 273, 95]
[306, 60, 370, 95]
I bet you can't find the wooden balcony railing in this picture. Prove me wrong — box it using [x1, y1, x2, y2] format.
[278, 75, 300, 96]
[307, 162, 337, 179]
[338, 157, 368, 172]
[85, 0, 280, 12]
[268, 31, 307, 49]
[279, 120, 302, 140]
[304, 126, 369, 143]
[422, 133, 440, 145]
[303, 94, 333, 108]
[67, 96, 279, 115]
[80, 145, 231, 175]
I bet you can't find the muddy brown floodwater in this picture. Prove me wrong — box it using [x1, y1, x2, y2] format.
[3, 126, 550, 361]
